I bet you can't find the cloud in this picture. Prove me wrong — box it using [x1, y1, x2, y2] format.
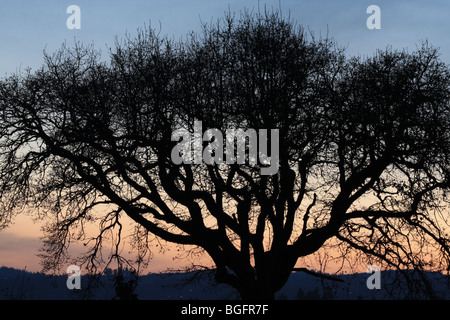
[0, 232, 41, 252]
[0, 232, 42, 271]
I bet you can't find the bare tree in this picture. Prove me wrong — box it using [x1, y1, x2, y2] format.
[0, 10, 449, 300]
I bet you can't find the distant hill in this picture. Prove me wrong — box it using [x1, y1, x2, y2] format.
[1, 266, 449, 300]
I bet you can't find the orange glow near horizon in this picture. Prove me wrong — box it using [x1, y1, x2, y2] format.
[0, 214, 214, 275]
[0, 212, 369, 276]
[1, 204, 446, 277]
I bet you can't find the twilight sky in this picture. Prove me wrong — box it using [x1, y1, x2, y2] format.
[0, 0, 449, 273]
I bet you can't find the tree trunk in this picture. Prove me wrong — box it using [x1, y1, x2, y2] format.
[214, 249, 296, 300]
[238, 251, 296, 300]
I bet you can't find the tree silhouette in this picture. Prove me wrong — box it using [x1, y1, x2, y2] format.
[0, 10, 449, 300]
[112, 268, 139, 300]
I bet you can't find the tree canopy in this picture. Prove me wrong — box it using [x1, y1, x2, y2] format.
[0, 10, 449, 299]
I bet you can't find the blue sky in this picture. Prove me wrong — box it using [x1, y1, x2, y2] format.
[0, 0, 449, 76]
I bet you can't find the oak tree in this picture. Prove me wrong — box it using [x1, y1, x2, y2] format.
[1, 11, 449, 299]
